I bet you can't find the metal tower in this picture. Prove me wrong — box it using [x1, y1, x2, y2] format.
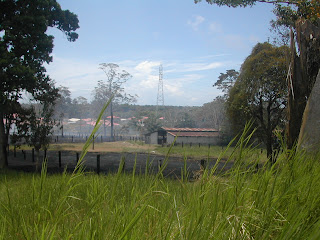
[156, 64, 164, 114]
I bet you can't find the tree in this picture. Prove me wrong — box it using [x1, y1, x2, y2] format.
[227, 42, 289, 160]
[54, 86, 72, 136]
[195, 0, 320, 149]
[26, 103, 56, 170]
[72, 96, 89, 136]
[213, 69, 239, 100]
[55, 86, 72, 118]
[0, 0, 79, 168]
[92, 63, 137, 141]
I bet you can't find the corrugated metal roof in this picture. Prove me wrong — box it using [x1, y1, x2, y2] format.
[162, 127, 218, 132]
[167, 131, 220, 137]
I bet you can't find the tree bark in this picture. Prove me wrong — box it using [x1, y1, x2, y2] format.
[286, 20, 320, 149]
[0, 110, 8, 168]
[286, 29, 308, 149]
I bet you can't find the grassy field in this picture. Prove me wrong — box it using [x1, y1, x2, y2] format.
[10, 141, 157, 153]
[11, 140, 253, 160]
[1, 133, 320, 239]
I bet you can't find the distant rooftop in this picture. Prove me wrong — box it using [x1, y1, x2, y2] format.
[162, 127, 218, 132]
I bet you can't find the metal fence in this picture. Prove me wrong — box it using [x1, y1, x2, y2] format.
[51, 135, 146, 144]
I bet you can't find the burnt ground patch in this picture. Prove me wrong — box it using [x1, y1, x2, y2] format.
[6, 150, 233, 179]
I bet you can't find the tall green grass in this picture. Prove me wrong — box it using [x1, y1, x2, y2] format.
[1, 108, 320, 239]
[1, 144, 320, 239]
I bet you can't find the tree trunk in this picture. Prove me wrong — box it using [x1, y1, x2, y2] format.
[110, 100, 114, 141]
[286, 29, 308, 149]
[0, 110, 8, 168]
[286, 20, 320, 149]
[298, 69, 320, 151]
[35, 149, 40, 172]
[103, 117, 106, 137]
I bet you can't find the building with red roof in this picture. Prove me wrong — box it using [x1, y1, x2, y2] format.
[147, 127, 220, 145]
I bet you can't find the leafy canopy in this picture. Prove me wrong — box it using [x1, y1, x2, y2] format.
[227, 42, 289, 158]
[0, 0, 79, 105]
[195, 0, 320, 23]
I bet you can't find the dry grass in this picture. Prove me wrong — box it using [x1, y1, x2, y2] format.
[48, 141, 157, 153]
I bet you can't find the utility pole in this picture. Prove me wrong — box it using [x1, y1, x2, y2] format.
[156, 64, 164, 116]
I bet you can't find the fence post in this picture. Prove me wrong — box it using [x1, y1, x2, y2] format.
[76, 152, 79, 164]
[182, 142, 184, 148]
[199, 143, 201, 148]
[32, 148, 35, 162]
[97, 154, 100, 174]
[101, 135, 103, 143]
[58, 151, 61, 168]
[22, 150, 26, 160]
[208, 144, 211, 149]
[92, 135, 95, 150]
[200, 159, 207, 170]
[190, 143, 192, 147]
[158, 159, 162, 171]
[71, 136, 74, 143]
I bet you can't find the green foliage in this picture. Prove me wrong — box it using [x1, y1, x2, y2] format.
[194, 0, 257, 7]
[27, 104, 56, 152]
[214, 69, 239, 98]
[227, 42, 289, 158]
[0, 0, 79, 103]
[0, 0, 79, 167]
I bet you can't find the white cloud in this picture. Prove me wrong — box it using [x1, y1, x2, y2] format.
[46, 56, 228, 106]
[167, 61, 225, 73]
[209, 22, 222, 33]
[187, 15, 205, 31]
[134, 61, 160, 75]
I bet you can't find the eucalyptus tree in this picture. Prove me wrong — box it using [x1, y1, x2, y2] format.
[227, 42, 289, 160]
[54, 86, 72, 136]
[195, 0, 320, 148]
[0, 0, 79, 168]
[214, 69, 239, 100]
[92, 63, 137, 141]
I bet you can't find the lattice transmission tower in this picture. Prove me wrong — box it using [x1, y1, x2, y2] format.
[156, 64, 164, 115]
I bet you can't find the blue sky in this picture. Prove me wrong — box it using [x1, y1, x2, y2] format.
[46, 0, 276, 106]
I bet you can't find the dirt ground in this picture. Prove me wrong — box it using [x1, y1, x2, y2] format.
[7, 143, 233, 179]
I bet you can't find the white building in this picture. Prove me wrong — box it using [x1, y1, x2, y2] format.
[147, 127, 220, 145]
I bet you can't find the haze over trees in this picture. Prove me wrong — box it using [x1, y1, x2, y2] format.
[92, 63, 137, 140]
[0, 0, 80, 168]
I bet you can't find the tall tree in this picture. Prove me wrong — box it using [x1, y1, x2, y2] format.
[92, 63, 137, 141]
[0, 0, 79, 168]
[227, 42, 289, 160]
[195, 0, 320, 148]
[213, 69, 239, 100]
[54, 86, 72, 136]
